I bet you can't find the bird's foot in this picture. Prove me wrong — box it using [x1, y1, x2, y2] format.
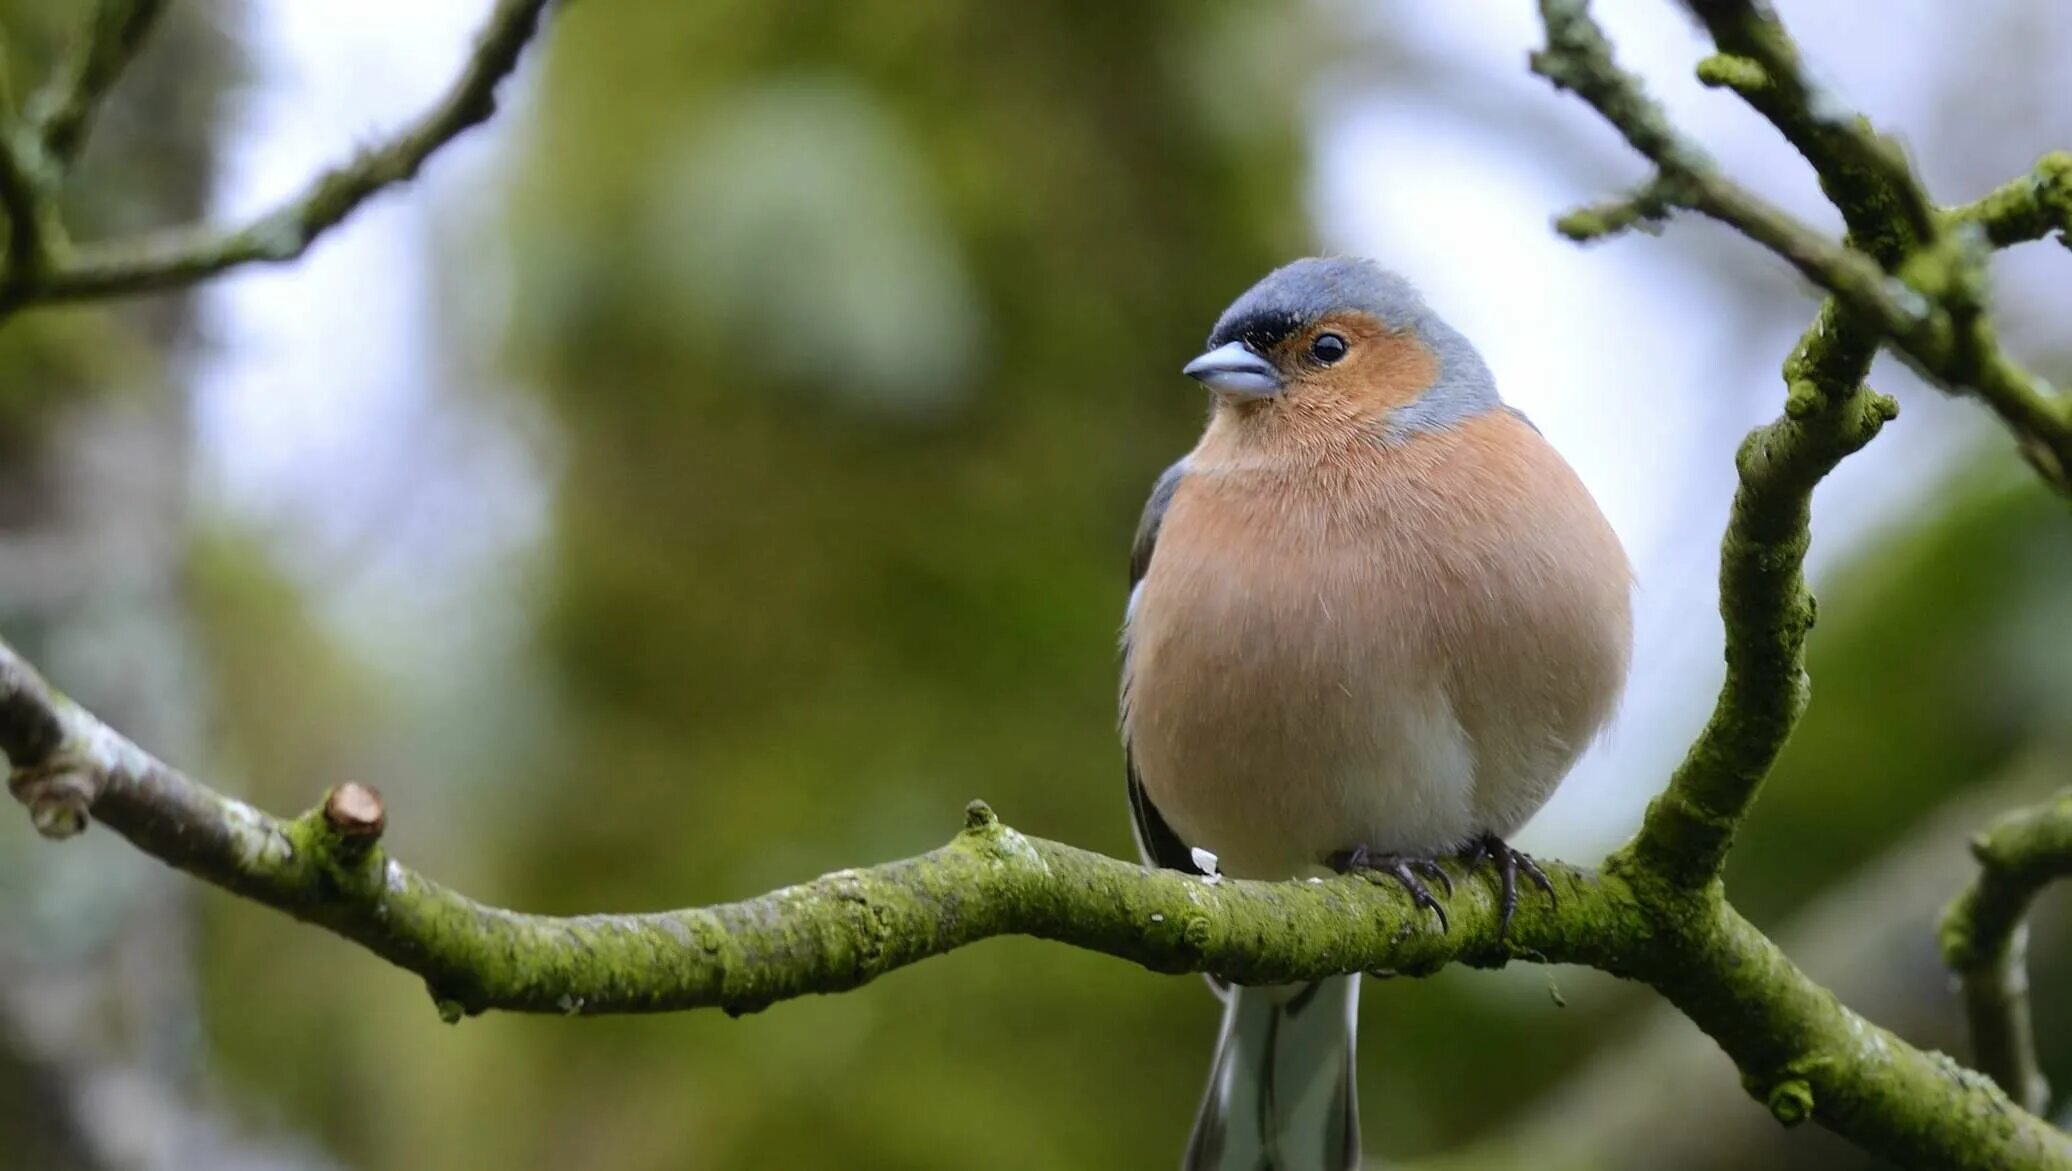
[1458, 832, 1556, 943]
[1328, 845, 1453, 932]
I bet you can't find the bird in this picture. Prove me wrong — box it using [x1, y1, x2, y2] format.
[1119, 257, 1632, 1170]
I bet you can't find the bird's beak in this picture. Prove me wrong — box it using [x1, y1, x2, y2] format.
[1182, 341, 1282, 398]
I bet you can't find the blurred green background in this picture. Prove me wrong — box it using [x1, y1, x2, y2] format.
[1, 2, 2069, 1170]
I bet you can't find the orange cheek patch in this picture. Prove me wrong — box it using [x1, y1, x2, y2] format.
[1297, 315, 1439, 414]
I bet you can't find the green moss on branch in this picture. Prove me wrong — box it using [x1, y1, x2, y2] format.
[1, 625, 1641, 1013]
[1940, 791, 2072, 1114]
[6, 629, 2070, 1168]
[26, 0, 171, 171]
[1623, 301, 1895, 883]
[1948, 154, 2072, 251]
[1534, 0, 2072, 491]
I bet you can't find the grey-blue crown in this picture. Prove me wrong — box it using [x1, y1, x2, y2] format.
[1208, 257, 1434, 350]
[1206, 257, 1503, 435]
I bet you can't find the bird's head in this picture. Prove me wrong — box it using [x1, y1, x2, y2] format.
[1182, 257, 1497, 439]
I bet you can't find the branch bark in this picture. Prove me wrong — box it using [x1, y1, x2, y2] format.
[1413, 761, 2071, 1171]
[25, 0, 172, 172]
[1618, 299, 1893, 886]
[1948, 154, 2072, 251]
[3, 631, 2070, 1169]
[0, 0, 556, 319]
[1533, 0, 2072, 494]
[2, 1, 2070, 1168]
[1941, 791, 2072, 1115]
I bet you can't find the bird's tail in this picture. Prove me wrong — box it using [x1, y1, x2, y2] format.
[1184, 975, 1361, 1171]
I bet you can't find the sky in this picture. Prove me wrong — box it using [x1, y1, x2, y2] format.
[190, 0, 2064, 856]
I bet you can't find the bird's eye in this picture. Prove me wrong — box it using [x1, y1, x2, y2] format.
[1310, 332, 1348, 364]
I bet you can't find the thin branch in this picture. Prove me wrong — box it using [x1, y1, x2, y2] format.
[1680, 0, 1938, 265]
[1534, 0, 1897, 884]
[1415, 764, 2070, 1171]
[0, 0, 557, 318]
[1528, 2, 1929, 342]
[1537, 0, 2072, 1128]
[24, 0, 171, 172]
[1532, 0, 2072, 494]
[1940, 790, 2072, 1115]
[1553, 174, 1690, 242]
[0, 124, 44, 289]
[1948, 153, 2072, 250]
[1618, 299, 1893, 885]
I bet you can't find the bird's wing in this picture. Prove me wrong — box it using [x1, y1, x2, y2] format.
[1123, 460, 1203, 876]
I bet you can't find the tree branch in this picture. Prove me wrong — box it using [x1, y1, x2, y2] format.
[1948, 153, 2072, 251]
[1681, 0, 1938, 264]
[1535, 0, 2072, 1144]
[1617, 298, 1893, 885]
[1941, 790, 2072, 1115]
[5, 635, 2071, 1168]
[1, 1, 2068, 1167]
[0, 630, 1640, 1015]
[1533, 0, 1898, 884]
[0, 0, 557, 319]
[1414, 762, 2071, 1171]
[1532, 0, 2072, 494]
[0, 124, 44, 290]
[24, 0, 171, 172]
[1534, 0, 2072, 888]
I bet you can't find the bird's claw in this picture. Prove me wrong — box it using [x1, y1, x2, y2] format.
[1328, 845, 1452, 932]
[1459, 832, 1556, 943]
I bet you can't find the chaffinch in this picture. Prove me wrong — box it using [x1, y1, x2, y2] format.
[1120, 257, 1632, 1171]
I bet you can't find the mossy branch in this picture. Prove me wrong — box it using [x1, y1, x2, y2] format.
[1535, 0, 2072, 1147]
[2, 1, 2070, 1168]
[25, 0, 171, 172]
[1533, 0, 2072, 495]
[0, 0, 556, 320]
[0, 120, 41, 291]
[2, 634, 2068, 1169]
[1615, 294, 1895, 887]
[1940, 791, 2072, 1115]
[1949, 154, 2072, 251]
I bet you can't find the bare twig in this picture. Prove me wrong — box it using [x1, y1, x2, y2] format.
[24, 0, 172, 171]
[1535, 0, 2072, 1133]
[1680, 0, 1938, 263]
[0, 0, 557, 320]
[1533, 1, 1898, 885]
[0, 125, 44, 291]
[1940, 791, 2072, 1115]
[1948, 153, 2072, 250]
[1533, 0, 2072, 493]
[1617, 298, 1894, 886]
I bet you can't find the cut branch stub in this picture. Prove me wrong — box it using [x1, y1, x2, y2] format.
[323, 781, 387, 849]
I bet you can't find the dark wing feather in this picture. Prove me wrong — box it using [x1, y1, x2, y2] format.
[1123, 460, 1201, 876]
[1129, 459, 1186, 585]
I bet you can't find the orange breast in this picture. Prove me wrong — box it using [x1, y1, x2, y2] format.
[1122, 409, 1631, 879]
